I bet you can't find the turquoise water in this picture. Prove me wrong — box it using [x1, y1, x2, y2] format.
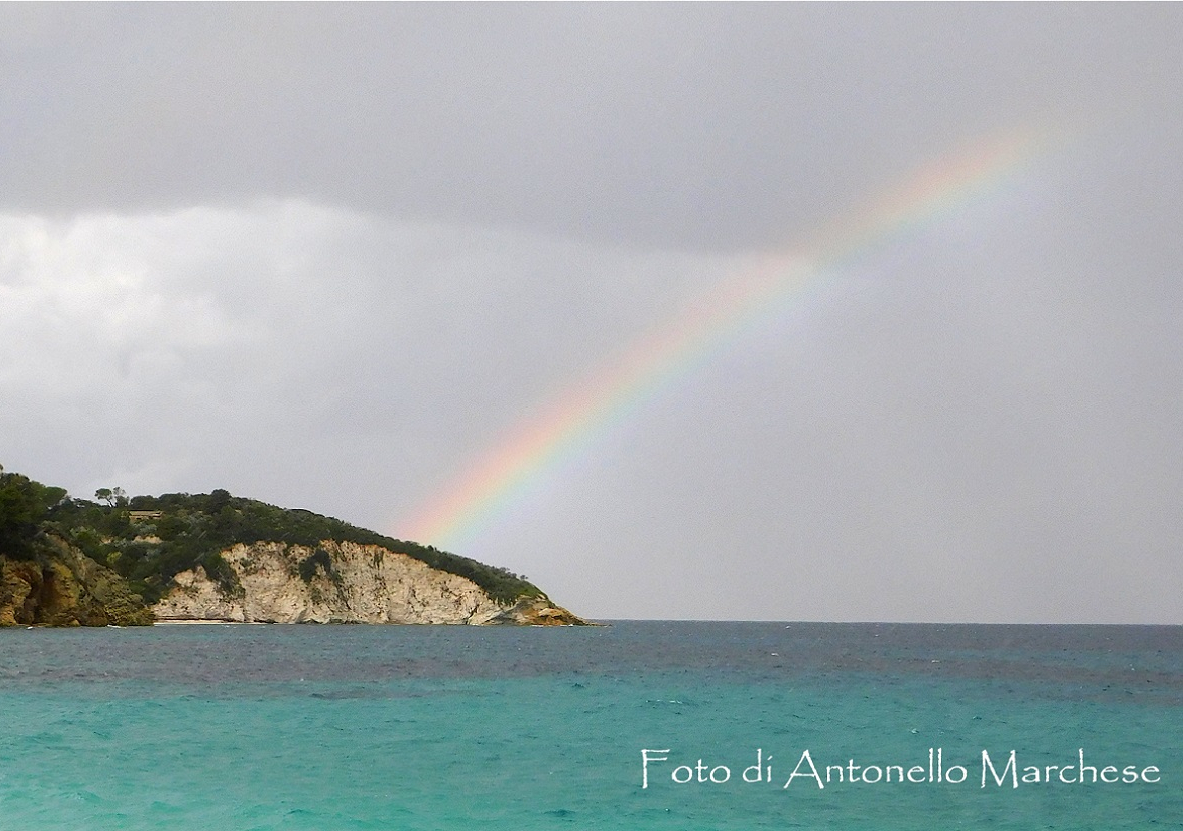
[1, 622, 1180, 829]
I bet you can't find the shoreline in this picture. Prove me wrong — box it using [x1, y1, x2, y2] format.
[152, 619, 263, 625]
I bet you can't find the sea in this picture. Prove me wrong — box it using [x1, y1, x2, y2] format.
[1, 622, 1180, 830]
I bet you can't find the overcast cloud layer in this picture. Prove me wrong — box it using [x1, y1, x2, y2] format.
[2, 5, 1181, 622]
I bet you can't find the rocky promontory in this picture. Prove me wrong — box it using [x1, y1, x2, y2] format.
[0, 466, 589, 627]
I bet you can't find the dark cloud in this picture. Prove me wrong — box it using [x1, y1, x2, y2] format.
[1, 5, 1180, 251]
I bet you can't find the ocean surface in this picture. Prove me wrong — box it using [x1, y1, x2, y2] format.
[1, 622, 1180, 830]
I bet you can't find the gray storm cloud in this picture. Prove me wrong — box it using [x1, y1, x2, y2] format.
[1, 4, 1179, 249]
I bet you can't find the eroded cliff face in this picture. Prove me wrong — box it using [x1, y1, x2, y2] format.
[0, 537, 154, 627]
[152, 540, 587, 625]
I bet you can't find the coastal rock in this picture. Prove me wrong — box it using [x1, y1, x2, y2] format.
[484, 595, 592, 626]
[0, 537, 154, 627]
[152, 539, 589, 625]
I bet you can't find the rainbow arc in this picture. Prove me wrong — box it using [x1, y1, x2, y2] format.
[400, 128, 1054, 551]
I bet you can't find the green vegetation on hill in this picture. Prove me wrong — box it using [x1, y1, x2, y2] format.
[0, 466, 66, 561]
[1, 466, 543, 613]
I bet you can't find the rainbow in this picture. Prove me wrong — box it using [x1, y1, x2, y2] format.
[400, 127, 1054, 551]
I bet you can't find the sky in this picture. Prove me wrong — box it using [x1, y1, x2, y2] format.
[2, 5, 1181, 623]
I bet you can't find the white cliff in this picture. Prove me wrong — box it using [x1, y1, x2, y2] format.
[151, 539, 587, 625]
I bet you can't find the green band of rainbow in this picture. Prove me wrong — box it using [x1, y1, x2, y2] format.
[400, 127, 1055, 551]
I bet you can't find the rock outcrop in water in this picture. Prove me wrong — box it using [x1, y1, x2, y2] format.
[152, 539, 586, 625]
